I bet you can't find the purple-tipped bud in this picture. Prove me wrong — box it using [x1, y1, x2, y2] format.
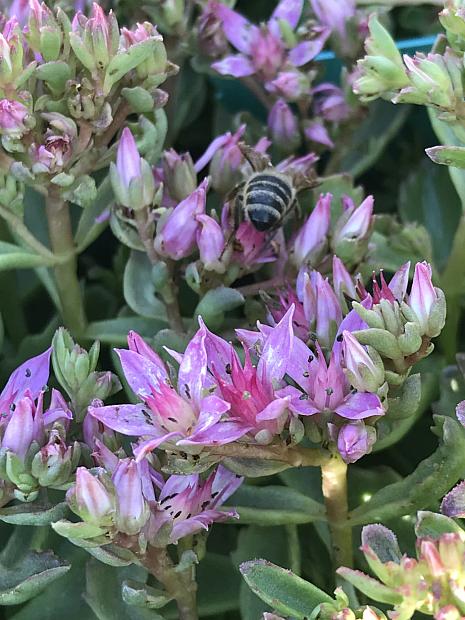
[313, 84, 350, 123]
[291, 193, 331, 267]
[83, 407, 119, 452]
[342, 330, 384, 393]
[336, 196, 373, 241]
[162, 149, 197, 202]
[196, 214, 226, 273]
[0, 99, 29, 136]
[69, 467, 114, 525]
[2, 397, 36, 460]
[155, 179, 208, 260]
[420, 540, 445, 577]
[111, 127, 156, 210]
[302, 271, 342, 349]
[117, 127, 141, 190]
[197, 2, 229, 57]
[112, 459, 149, 535]
[408, 261, 445, 337]
[333, 256, 356, 308]
[311, 0, 356, 38]
[195, 126, 246, 195]
[337, 421, 376, 464]
[268, 99, 300, 153]
[266, 70, 310, 101]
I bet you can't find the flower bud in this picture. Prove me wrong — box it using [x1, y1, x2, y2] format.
[83, 407, 119, 452]
[119, 22, 168, 84]
[304, 121, 334, 149]
[333, 255, 356, 310]
[112, 459, 149, 535]
[110, 127, 156, 210]
[407, 261, 445, 338]
[0, 99, 31, 137]
[27, 0, 63, 62]
[337, 422, 376, 464]
[420, 540, 445, 577]
[197, 3, 229, 57]
[196, 214, 226, 273]
[155, 178, 208, 260]
[342, 330, 385, 393]
[268, 99, 300, 154]
[2, 397, 36, 461]
[291, 193, 331, 267]
[162, 149, 197, 202]
[31, 433, 76, 487]
[266, 70, 310, 101]
[68, 467, 114, 526]
[332, 196, 374, 266]
[439, 5, 465, 37]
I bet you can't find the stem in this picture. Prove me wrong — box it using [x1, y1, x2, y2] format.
[45, 190, 87, 335]
[240, 77, 274, 111]
[95, 100, 130, 149]
[206, 442, 329, 467]
[133, 210, 185, 334]
[143, 545, 198, 620]
[236, 276, 286, 297]
[0, 203, 57, 261]
[321, 454, 352, 571]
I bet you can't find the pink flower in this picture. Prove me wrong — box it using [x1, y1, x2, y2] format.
[196, 214, 226, 273]
[67, 467, 114, 525]
[408, 261, 438, 334]
[210, 0, 329, 81]
[112, 458, 149, 535]
[268, 99, 300, 152]
[88, 327, 233, 459]
[151, 465, 242, 543]
[335, 421, 376, 464]
[117, 127, 142, 190]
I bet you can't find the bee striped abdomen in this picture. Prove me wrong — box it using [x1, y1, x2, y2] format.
[244, 173, 293, 232]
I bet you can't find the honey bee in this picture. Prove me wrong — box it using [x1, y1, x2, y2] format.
[230, 144, 318, 233]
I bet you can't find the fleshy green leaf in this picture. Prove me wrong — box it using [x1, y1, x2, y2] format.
[336, 568, 402, 605]
[415, 510, 464, 538]
[83, 317, 167, 346]
[224, 484, 325, 525]
[195, 287, 244, 330]
[123, 251, 167, 320]
[85, 544, 139, 567]
[349, 416, 465, 525]
[75, 177, 113, 251]
[0, 502, 69, 526]
[0, 551, 70, 605]
[0, 241, 54, 270]
[426, 145, 465, 169]
[240, 560, 333, 619]
[122, 580, 173, 609]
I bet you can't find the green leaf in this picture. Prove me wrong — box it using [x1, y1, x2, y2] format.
[341, 100, 410, 178]
[85, 544, 138, 567]
[426, 145, 465, 169]
[83, 317, 167, 346]
[223, 457, 290, 477]
[231, 526, 293, 620]
[0, 241, 53, 270]
[122, 580, 173, 609]
[415, 510, 464, 538]
[75, 176, 113, 251]
[8, 542, 95, 620]
[195, 286, 244, 330]
[35, 61, 72, 91]
[123, 251, 167, 320]
[336, 568, 402, 605]
[240, 560, 333, 619]
[224, 484, 325, 526]
[0, 551, 70, 605]
[0, 502, 69, 526]
[349, 416, 465, 525]
[399, 159, 462, 269]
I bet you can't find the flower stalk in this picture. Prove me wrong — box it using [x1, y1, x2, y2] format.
[321, 453, 353, 572]
[45, 189, 86, 336]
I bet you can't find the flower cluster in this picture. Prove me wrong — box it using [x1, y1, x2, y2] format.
[338, 516, 465, 620]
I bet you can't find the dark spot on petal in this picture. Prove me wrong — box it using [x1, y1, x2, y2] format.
[325, 388, 334, 396]
[336, 334, 343, 342]
[173, 510, 182, 519]
[167, 417, 177, 423]
[225, 363, 232, 375]
[303, 371, 309, 378]
[25, 368, 31, 377]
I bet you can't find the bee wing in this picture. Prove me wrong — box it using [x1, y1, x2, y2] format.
[238, 143, 272, 172]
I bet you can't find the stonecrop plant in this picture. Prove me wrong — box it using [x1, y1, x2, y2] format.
[0, 0, 465, 619]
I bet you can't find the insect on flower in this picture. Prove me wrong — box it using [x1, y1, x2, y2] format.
[228, 144, 319, 233]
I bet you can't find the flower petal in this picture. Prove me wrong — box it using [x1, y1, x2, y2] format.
[257, 306, 294, 387]
[133, 432, 182, 462]
[178, 325, 208, 410]
[213, 4, 255, 53]
[256, 397, 290, 421]
[195, 394, 230, 434]
[178, 421, 250, 446]
[212, 55, 255, 77]
[335, 392, 384, 420]
[288, 27, 330, 66]
[270, 0, 303, 31]
[88, 403, 160, 436]
[115, 349, 167, 398]
[0, 347, 51, 407]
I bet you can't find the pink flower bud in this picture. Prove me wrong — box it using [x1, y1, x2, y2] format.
[112, 458, 149, 535]
[0, 99, 28, 135]
[420, 539, 445, 577]
[291, 193, 331, 266]
[304, 121, 334, 149]
[337, 421, 376, 464]
[266, 70, 310, 101]
[162, 149, 197, 202]
[71, 467, 114, 525]
[1, 397, 35, 460]
[155, 179, 208, 260]
[311, 0, 356, 38]
[333, 255, 357, 305]
[408, 261, 437, 334]
[117, 127, 142, 191]
[196, 214, 226, 272]
[268, 99, 300, 153]
[342, 330, 384, 393]
[336, 195, 374, 241]
[197, 2, 229, 57]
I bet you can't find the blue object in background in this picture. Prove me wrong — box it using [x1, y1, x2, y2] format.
[212, 35, 438, 117]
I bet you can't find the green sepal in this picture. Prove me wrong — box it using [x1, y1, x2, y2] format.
[415, 510, 465, 538]
[122, 579, 174, 609]
[122, 86, 155, 113]
[336, 568, 402, 605]
[426, 145, 465, 169]
[51, 518, 108, 539]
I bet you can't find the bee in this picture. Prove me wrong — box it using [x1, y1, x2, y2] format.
[229, 144, 318, 234]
